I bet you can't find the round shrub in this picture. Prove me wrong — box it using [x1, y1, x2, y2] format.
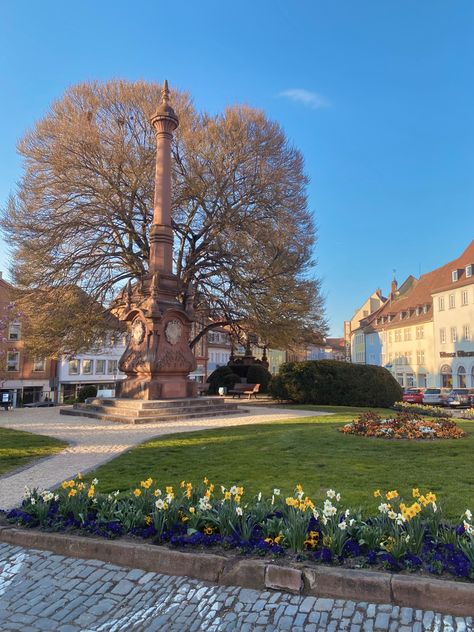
[246, 364, 272, 393]
[207, 366, 241, 394]
[269, 360, 402, 408]
[76, 385, 98, 403]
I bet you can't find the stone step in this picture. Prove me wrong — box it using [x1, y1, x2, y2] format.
[61, 405, 245, 425]
[87, 397, 227, 410]
[73, 402, 241, 418]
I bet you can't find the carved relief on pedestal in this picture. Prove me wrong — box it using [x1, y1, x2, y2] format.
[131, 318, 146, 345]
[164, 319, 183, 345]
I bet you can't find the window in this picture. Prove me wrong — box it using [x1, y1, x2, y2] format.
[416, 350, 425, 365]
[438, 297, 445, 311]
[96, 359, 105, 374]
[448, 294, 455, 309]
[406, 351, 412, 366]
[461, 290, 469, 306]
[33, 358, 45, 372]
[388, 331, 392, 343]
[451, 327, 457, 343]
[463, 325, 471, 340]
[68, 359, 79, 375]
[440, 328, 446, 344]
[441, 365, 452, 388]
[406, 374, 415, 387]
[82, 359, 93, 375]
[8, 322, 21, 340]
[363, 310, 369, 317]
[415, 326, 424, 340]
[418, 374, 427, 387]
[452, 270, 458, 282]
[394, 330, 401, 342]
[107, 360, 118, 375]
[466, 264, 473, 278]
[458, 366, 466, 388]
[7, 351, 20, 372]
[403, 328, 411, 341]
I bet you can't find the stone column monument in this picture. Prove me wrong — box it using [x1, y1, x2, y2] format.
[116, 81, 197, 400]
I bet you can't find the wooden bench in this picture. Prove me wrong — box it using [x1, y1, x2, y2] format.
[228, 383, 260, 400]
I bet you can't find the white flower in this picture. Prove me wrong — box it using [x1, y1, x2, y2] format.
[336, 493, 341, 502]
[338, 521, 347, 531]
[199, 497, 212, 511]
[378, 503, 390, 514]
[349, 518, 355, 526]
[396, 514, 406, 525]
[113, 490, 120, 497]
[30, 498, 36, 505]
[235, 507, 243, 516]
[257, 492, 262, 502]
[92, 498, 98, 504]
[326, 489, 336, 499]
[344, 509, 350, 517]
[54, 495, 59, 502]
[388, 510, 397, 520]
[465, 509, 473, 522]
[230, 485, 238, 495]
[155, 499, 165, 510]
[92, 478, 98, 485]
[107, 494, 113, 501]
[313, 509, 320, 520]
[165, 494, 174, 503]
[321, 515, 328, 526]
[221, 486, 226, 494]
[23, 486, 31, 499]
[432, 502, 438, 513]
[273, 488, 281, 496]
[271, 495, 275, 506]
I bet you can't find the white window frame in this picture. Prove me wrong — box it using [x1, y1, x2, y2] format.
[82, 359, 93, 375]
[461, 290, 469, 306]
[451, 327, 457, 343]
[452, 270, 458, 282]
[466, 264, 472, 278]
[448, 294, 455, 309]
[68, 359, 80, 375]
[8, 322, 21, 341]
[33, 358, 45, 372]
[440, 328, 446, 344]
[7, 351, 20, 372]
[96, 359, 106, 374]
[107, 360, 118, 375]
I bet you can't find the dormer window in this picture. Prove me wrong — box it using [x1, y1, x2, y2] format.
[423, 304, 429, 314]
[466, 264, 473, 278]
[452, 270, 459, 282]
[416, 306, 421, 316]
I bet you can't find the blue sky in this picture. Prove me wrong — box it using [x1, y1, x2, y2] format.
[1, 1, 473, 336]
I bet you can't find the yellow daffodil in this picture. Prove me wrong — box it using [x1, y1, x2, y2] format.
[144, 515, 153, 526]
[426, 492, 436, 503]
[203, 477, 209, 485]
[385, 490, 398, 500]
[189, 507, 195, 514]
[68, 489, 77, 497]
[87, 486, 95, 498]
[412, 488, 420, 498]
[373, 489, 381, 498]
[133, 488, 142, 497]
[180, 480, 185, 488]
[166, 486, 174, 495]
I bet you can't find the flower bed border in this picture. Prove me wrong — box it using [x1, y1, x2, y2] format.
[1, 525, 473, 616]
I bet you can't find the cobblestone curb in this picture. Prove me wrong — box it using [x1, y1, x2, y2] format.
[1, 525, 473, 617]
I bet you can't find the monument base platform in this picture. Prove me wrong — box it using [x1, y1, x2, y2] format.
[60, 397, 245, 425]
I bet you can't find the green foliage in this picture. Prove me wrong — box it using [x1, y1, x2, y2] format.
[76, 385, 98, 403]
[0, 427, 66, 477]
[246, 364, 272, 393]
[269, 360, 402, 408]
[207, 366, 240, 394]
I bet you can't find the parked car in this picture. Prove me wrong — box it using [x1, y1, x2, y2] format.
[469, 389, 474, 407]
[402, 388, 425, 404]
[446, 389, 472, 408]
[422, 388, 451, 406]
[24, 400, 56, 408]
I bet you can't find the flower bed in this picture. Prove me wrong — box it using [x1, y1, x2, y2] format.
[393, 401, 453, 417]
[340, 411, 466, 440]
[2, 475, 474, 582]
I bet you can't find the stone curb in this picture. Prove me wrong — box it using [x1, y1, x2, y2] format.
[0, 526, 473, 616]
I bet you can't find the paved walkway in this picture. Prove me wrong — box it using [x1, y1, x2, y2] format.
[0, 404, 322, 509]
[1, 543, 470, 631]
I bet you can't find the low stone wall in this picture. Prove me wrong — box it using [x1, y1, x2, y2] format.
[1, 525, 473, 616]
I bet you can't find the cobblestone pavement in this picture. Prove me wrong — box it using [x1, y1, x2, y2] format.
[1, 544, 472, 631]
[0, 404, 323, 509]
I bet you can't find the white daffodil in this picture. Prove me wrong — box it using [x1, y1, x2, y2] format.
[257, 492, 262, 502]
[336, 493, 341, 502]
[230, 485, 238, 495]
[54, 495, 59, 502]
[388, 510, 397, 520]
[273, 488, 281, 496]
[30, 498, 36, 505]
[155, 499, 165, 510]
[465, 509, 473, 522]
[92, 478, 99, 485]
[271, 495, 275, 506]
[349, 518, 355, 526]
[107, 494, 113, 501]
[165, 494, 174, 503]
[338, 521, 347, 531]
[326, 489, 336, 499]
[236, 506, 243, 516]
[113, 490, 120, 497]
[92, 498, 98, 504]
[344, 509, 350, 517]
[313, 509, 320, 520]
[378, 503, 389, 514]
[199, 497, 212, 511]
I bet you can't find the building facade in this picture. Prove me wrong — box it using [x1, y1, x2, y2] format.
[0, 275, 57, 406]
[349, 241, 474, 388]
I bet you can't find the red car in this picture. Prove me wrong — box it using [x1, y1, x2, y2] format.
[402, 388, 425, 404]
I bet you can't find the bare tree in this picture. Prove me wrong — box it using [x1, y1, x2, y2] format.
[2, 80, 326, 356]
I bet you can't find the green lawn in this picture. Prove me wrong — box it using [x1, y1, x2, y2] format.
[0, 427, 67, 477]
[86, 407, 474, 518]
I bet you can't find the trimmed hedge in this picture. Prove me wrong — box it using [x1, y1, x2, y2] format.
[76, 385, 98, 403]
[269, 360, 402, 408]
[245, 364, 272, 393]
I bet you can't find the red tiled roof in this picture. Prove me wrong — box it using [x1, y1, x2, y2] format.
[373, 240, 474, 330]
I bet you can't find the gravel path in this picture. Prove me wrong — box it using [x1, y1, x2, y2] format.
[1, 543, 470, 631]
[0, 404, 322, 509]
